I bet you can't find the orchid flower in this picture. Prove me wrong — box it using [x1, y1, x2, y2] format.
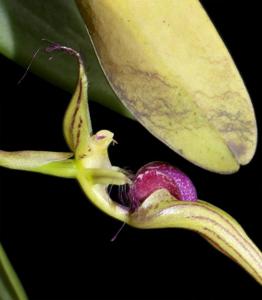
[0, 47, 261, 300]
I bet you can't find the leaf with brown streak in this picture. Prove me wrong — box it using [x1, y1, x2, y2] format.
[76, 0, 257, 173]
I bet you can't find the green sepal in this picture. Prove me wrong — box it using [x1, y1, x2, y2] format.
[0, 150, 75, 178]
[128, 189, 262, 285]
[61, 49, 92, 157]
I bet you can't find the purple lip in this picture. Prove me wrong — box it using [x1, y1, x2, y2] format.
[128, 161, 197, 210]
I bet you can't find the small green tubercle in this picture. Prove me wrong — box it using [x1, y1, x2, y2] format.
[0, 45, 261, 298]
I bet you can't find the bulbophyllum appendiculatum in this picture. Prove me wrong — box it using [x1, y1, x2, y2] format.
[0, 46, 261, 287]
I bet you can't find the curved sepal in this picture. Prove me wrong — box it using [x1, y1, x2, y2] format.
[129, 189, 262, 284]
[45, 44, 92, 158]
[63, 52, 92, 158]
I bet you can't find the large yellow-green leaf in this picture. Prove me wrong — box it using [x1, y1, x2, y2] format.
[76, 0, 257, 173]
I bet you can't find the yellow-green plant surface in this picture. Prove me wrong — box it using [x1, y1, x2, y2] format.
[76, 0, 257, 173]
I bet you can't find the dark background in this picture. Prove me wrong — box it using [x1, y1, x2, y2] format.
[0, 1, 261, 299]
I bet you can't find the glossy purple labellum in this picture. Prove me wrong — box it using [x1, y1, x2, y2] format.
[128, 162, 197, 210]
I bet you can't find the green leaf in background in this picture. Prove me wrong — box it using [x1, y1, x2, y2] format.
[0, 0, 129, 117]
[0, 243, 28, 300]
